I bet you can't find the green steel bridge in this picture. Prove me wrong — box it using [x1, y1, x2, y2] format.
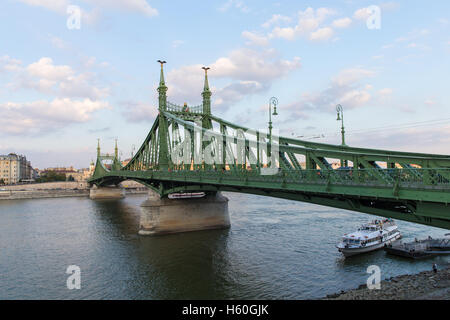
[89, 62, 450, 230]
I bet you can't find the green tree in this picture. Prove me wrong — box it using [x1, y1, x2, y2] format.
[36, 171, 67, 183]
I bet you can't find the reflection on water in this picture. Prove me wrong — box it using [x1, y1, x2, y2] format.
[0, 193, 448, 299]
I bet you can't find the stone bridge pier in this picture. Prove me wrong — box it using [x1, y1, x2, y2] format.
[138, 190, 230, 236]
[89, 185, 125, 199]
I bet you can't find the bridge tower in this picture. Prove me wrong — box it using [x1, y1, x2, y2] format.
[157, 60, 170, 170]
[138, 64, 230, 236]
[112, 139, 122, 171]
[201, 66, 212, 130]
[90, 139, 125, 199]
[114, 138, 118, 158]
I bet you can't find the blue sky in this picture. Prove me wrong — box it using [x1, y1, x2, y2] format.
[0, 0, 449, 168]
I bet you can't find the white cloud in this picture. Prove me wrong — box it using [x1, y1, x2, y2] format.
[332, 17, 352, 29]
[210, 48, 301, 81]
[15, 0, 158, 18]
[262, 14, 291, 28]
[269, 7, 336, 42]
[0, 55, 22, 72]
[309, 27, 334, 41]
[353, 7, 370, 21]
[165, 48, 301, 109]
[214, 81, 266, 107]
[85, 0, 158, 17]
[172, 40, 185, 48]
[11, 57, 110, 100]
[270, 26, 296, 41]
[219, 0, 249, 13]
[332, 68, 375, 86]
[379, 88, 393, 95]
[396, 29, 430, 44]
[339, 89, 371, 108]
[438, 18, 449, 26]
[16, 0, 69, 14]
[50, 36, 69, 49]
[406, 42, 431, 51]
[122, 101, 158, 122]
[27, 57, 73, 80]
[242, 31, 270, 46]
[285, 67, 376, 114]
[348, 125, 450, 156]
[0, 98, 109, 135]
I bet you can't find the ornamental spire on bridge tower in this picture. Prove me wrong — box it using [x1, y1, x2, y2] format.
[202, 66, 211, 116]
[114, 138, 118, 159]
[97, 138, 101, 157]
[157, 60, 167, 112]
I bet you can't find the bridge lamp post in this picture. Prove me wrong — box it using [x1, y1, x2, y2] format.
[268, 97, 278, 142]
[336, 104, 347, 167]
[267, 97, 278, 171]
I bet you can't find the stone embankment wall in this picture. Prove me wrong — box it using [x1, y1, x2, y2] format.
[1, 181, 88, 191]
[0, 189, 89, 200]
[0, 180, 147, 200]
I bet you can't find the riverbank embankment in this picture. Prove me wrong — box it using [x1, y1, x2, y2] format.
[0, 181, 147, 200]
[325, 265, 450, 300]
[0, 189, 89, 200]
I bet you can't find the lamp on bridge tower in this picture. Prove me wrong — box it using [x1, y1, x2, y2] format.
[336, 104, 348, 167]
[268, 97, 279, 142]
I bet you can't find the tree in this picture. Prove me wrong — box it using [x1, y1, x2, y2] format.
[0, 178, 4, 185]
[36, 171, 66, 183]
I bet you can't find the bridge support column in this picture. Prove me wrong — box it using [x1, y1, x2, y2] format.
[89, 185, 125, 199]
[138, 190, 230, 236]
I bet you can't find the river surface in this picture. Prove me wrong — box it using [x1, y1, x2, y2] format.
[0, 193, 448, 299]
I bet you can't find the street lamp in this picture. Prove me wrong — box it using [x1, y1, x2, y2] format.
[268, 97, 278, 141]
[336, 104, 346, 146]
[336, 104, 347, 167]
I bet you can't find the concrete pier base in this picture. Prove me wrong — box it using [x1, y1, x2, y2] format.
[89, 185, 125, 199]
[138, 191, 230, 236]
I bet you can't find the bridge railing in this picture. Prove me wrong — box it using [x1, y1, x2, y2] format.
[167, 101, 203, 114]
[150, 167, 450, 190]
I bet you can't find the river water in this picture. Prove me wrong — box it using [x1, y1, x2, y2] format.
[0, 193, 448, 299]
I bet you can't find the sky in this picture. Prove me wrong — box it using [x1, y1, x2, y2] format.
[0, 0, 449, 169]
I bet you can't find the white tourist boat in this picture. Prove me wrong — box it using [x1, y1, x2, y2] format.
[168, 192, 205, 199]
[336, 218, 401, 257]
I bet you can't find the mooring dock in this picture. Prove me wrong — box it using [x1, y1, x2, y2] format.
[385, 237, 450, 259]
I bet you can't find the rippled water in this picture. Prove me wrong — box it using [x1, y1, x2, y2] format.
[0, 193, 448, 299]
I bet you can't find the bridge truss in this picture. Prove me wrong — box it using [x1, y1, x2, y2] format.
[89, 63, 450, 229]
